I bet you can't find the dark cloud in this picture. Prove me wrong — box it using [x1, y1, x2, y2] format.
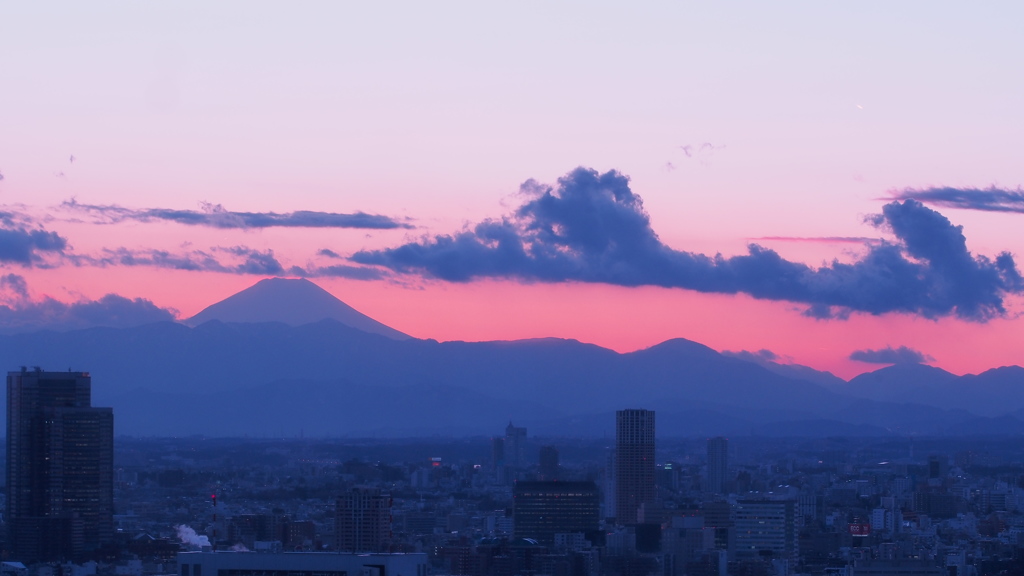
[850, 346, 934, 365]
[61, 199, 411, 230]
[215, 246, 285, 275]
[891, 186, 1024, 214]
[1, 273, 29, 299]
[317, 248, 342, 258]
[0, 225, 67, 265]
[353, 167, 1023, 321]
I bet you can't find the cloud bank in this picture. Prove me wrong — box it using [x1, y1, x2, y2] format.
[353, 167, 1023, 321]
[849, 346, 934, 365]
[0, 274, 176, 334]
[62, 199, 410, 230]
[891, 186, 1024, 214]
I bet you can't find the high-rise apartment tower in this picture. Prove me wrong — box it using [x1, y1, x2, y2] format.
[335, 486, 392, 553]
[707, 436, 729, 495]
[615, 409, 655, 524]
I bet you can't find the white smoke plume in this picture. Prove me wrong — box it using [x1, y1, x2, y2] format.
[176, 525, 211, 548]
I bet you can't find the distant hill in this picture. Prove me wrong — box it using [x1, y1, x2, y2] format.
[185, 277, 410, 340]
[842, 363, 958, 403]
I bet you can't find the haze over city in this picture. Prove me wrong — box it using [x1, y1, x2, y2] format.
[2, 3, 1023, 379]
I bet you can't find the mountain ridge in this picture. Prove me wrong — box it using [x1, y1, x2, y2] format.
[1, 278, 1023, 437]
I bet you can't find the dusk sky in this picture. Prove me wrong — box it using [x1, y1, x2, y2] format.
[1, 3, 1022, 379]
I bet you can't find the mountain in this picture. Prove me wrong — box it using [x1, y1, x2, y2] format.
[927, 366, 1024, 416]
[185, 277, 410, 340]
[841, 363, 958, 403]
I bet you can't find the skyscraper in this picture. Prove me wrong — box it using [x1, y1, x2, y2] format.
[707, 436, 729, 495]
[335, 486, 392, 552]
[615, 408, 655, 524]
[6, 368, 114, 562]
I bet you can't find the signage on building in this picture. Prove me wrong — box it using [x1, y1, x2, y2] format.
[848, 523, 871, 537]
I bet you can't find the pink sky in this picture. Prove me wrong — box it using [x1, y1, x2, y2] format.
[1, 3, 1023, 380]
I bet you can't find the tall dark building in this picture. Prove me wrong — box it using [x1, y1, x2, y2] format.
[707, 436, 729, 495]
[335, 487, 391, 552]
[6, 368, 114, 562]
[505, 421, 527, 470]
[615, 408, 655, 524]
[513, 481, 600, 545]
[538, 445, 559, 480]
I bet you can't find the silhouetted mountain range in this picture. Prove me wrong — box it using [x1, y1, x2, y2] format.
[2, 278, 1023, 437]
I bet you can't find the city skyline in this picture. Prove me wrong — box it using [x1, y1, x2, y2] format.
[0, 4, 1023, 379]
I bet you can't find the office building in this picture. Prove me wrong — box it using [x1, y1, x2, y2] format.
[615, 409, 655, 524]
[707, 436, 729, 495]
[6, 368, 114, 563]
[513, 481, 600, 545]
[335, 486, 392, 552]
[732, 500, 798, 565]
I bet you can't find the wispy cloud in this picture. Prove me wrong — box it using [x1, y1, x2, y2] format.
[679, 142, 726, 159]
[68, 244, 388, 280]
[305, 264, 387, 280]
[849, 345, 934, 364]
[60, 199, 411, 230]
[889, 186, 1024, 214]
[73, 245, 285, 275]
[751, 236, 882, 245]
[353, 167, 1024, 321]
